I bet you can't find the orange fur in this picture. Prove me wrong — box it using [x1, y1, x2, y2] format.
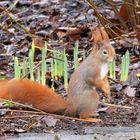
[0, 79, 66, 114]
[90, 26, 110, 44]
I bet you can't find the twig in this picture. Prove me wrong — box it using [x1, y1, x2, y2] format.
[0, 109, 46, 115]
[108, 76, 122, 85]
[8, 0, 20, 10]
[101, 102, 132, 109]
[0, 98, 46, 114]
[1, 115, 39, 119]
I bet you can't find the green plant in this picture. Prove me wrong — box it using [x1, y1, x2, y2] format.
[120, 50, 130, 81]
[12, 40, 68, 90]
[73, 40, 79, 69]
[53, 51, 59, 80]
[64, 49, 68, 90]
[3, 100, 15, 108]
[29, 41, 35, 81]
[14, 56, 21, 80]
[41, 42, 47, 85]
[109, 60, 116, 80]
[51, 60, 55, 90]
[51, 50, 65, 79]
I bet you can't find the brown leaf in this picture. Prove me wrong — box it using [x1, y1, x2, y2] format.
[66, 26, 88, 41]
[119, 0, 130, 22]
[41, 116, 59, 127]
[33, 38, 44, 50]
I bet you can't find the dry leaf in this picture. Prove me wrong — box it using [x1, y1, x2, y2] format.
[41, 116, 58, 127]
[33, 38, 44, 50]
[123, 86, 136, 97]
[119, 2, 129, 22]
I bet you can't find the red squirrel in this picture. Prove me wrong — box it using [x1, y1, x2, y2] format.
[65, 27, 116, 118]
[0, 27, 116, 119]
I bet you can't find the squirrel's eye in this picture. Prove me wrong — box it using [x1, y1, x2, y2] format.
[103, 50, 108, 55]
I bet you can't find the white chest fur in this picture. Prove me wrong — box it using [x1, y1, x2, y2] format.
[100, 63, 109, 79]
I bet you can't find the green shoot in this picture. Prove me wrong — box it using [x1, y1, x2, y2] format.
[14, 57, 21, 80]
[109, 60, 116, 80]
[53, 51, 58, 80]
[120, 50, 130, 81]
[51, 60, 55, 90]
[64, 49, 68, 90]
[74, 40, 79, 69]
[29, 49, 34, 81]
[124, 50, 130, 80]
[120, 55, 125, 81]
[52, 50, 64, 79]
[41, 42, 47, 85]
[29, 41, 35, 81]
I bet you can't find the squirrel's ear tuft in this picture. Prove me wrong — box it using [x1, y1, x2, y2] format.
[96, 41, 103, 49]
[93, 41, 102, 52]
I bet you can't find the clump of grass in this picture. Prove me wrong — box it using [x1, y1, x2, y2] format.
[51, 50, 64, 80]
[51, 49, 68, 90]
[13, 40, 68, 90]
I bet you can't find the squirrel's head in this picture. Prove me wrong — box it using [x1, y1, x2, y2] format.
[95, 41, 116, 63]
